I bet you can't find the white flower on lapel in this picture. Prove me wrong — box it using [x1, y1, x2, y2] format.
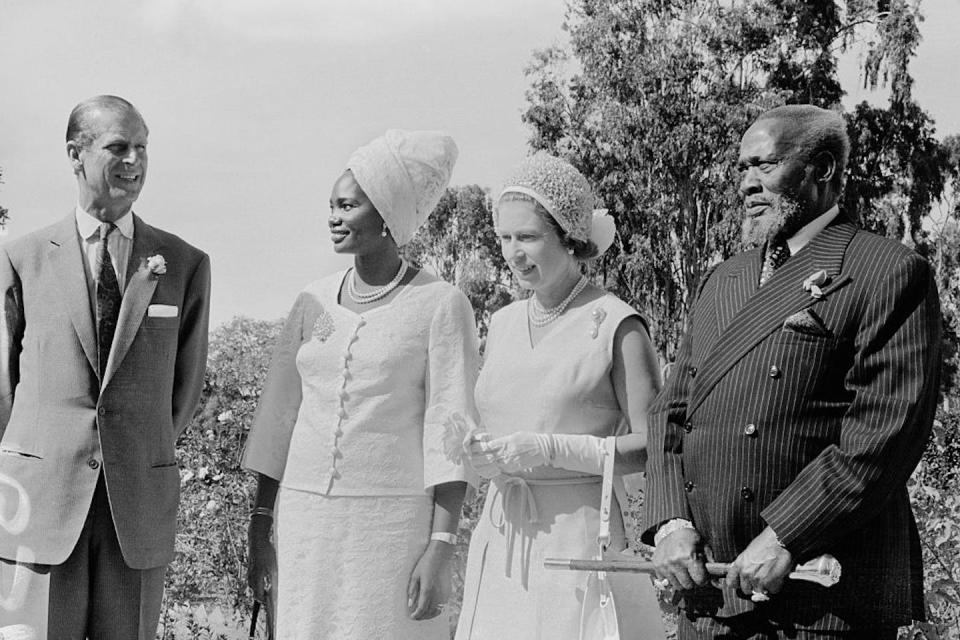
[802, 270, 829, 300]
[147, 254, 167, 277]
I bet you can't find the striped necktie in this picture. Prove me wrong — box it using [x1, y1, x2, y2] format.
[759, 241, 789, 287]
[96, 222, 122, 379]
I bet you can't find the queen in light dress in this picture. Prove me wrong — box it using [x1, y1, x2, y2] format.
[242, 130, 480, 639]
[455, 153, 666, 639]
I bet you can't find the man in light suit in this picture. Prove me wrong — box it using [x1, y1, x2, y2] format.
[644, 104, 941, 638]
[0, 95, 210, 639]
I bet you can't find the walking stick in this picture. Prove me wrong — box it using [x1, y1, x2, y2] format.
[544, 554, 842, 588]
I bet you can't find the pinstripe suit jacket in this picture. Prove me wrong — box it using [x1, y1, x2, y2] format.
[0, 214, 210, 569]
[643, 218, 941, 628]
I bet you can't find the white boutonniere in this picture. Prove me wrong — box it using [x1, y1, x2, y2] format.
[147, 254, 167, 277]
[802, 269, 830, 299]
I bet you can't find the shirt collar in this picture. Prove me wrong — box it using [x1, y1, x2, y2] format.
[787, 204, 839, 255]
[75, 205, 135, 241]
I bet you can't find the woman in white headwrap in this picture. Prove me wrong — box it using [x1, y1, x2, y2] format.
[243, 130, 479, 639]
[455, 152, 665, 639]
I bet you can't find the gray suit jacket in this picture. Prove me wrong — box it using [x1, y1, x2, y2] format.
[0, 213, 210, 569]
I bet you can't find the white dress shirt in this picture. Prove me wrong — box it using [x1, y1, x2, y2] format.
[787, 204, 840, 255]
[75, 206, 134, 294]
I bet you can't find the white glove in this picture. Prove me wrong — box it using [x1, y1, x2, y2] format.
[549, 433, 605, 475]
[465, 431, 553, 477]
[465, 432, 608, 477]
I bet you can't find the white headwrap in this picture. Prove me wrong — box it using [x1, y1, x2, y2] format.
[346, 129, 458, 246]
[496, 152, 616, 255]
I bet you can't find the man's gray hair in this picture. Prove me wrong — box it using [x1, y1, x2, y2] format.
[66, 95, 146, 149]
[756, 104, 850, 189]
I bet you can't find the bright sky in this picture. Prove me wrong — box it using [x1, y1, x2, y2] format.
[1, 0, 958, 327]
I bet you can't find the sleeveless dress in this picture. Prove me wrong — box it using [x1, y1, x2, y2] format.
[242, 270, 480, 639]
[455, 293, 664, 639]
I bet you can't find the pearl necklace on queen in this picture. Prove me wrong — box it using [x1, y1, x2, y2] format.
[528, 275, 589, 327]
[347, 259, 408, 304]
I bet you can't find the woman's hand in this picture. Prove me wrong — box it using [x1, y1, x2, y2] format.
[247, 516, 278, 604]
[407, 540, 455, 620]
[466, 431, 552, 476]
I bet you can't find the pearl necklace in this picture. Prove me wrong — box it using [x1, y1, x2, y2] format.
[528, 275, 588, 327]
[347, 260, 408, 304]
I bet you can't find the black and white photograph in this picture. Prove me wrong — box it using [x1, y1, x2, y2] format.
[0, 1, 958, 638]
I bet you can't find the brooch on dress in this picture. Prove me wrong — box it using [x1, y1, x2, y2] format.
[311, 309, 336, 342]
[590, 307, 607, 339]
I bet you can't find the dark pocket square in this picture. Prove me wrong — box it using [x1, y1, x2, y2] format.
[782, 308, 831, 337]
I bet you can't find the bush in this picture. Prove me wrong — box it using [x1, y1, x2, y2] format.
[161, 317, 960, 640]
[900, 410, 960, 639]
[159, 317, 283, 639]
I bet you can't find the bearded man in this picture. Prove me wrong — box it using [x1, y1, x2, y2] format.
[643, 104, 941, 639]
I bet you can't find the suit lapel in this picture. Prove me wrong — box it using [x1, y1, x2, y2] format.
[688, 221, 858, 417]
[716, 248, 762, 333]
[102, 215, 163, 389]
[49, 215, 99, 374]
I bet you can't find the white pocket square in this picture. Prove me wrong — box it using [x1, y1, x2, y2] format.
[148, 304, 179, 318]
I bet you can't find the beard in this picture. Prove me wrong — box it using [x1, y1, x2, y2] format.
[741, 193, 808, 247]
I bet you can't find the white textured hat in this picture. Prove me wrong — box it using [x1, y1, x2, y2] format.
[346, 129, 458, 246]
[497, 152, 616, 254]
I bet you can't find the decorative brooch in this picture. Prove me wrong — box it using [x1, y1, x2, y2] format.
[311, 309, 336, 343]
[802, 270, 830, 300]
[590, 307, 607, 339]
[146, 254, 167, 277]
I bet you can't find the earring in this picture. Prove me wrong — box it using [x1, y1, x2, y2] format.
[381, 225, 389, 238]
[567, 248, 575, 255]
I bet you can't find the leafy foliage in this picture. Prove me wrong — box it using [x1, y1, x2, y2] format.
[0, 167, 10, 230]
[929, 136, 960, 397]
[159, 317, 283, 639]
[903, 411, 960, 639]
[521, 0, 951, 360]
[402, 184, 515, 340]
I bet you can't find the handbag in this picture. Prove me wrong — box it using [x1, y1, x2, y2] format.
[578, 437, 665, 640]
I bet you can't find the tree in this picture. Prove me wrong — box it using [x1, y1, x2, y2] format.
[522, 0, 947, 359]
[843, 0, 949, 253]
[929, 135, 960, 399]
[402, 185, 514, 340]
[0, 167, 9, 231]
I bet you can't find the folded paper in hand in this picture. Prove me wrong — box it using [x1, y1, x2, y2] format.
[147, 304, 178, 318]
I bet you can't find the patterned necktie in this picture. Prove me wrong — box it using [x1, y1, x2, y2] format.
[759, 241, 789, 287]
[96, 222, 122, 379]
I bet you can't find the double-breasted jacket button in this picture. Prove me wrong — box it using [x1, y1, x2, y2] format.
[87, 459, 100, 470]
[97, 407, 106, 416]
[683, 420, 694, 433]
[688, 366, 698, 378]
[744, 423, 757, 436]
[769, 365, 782, 379]
[740, 486, 755, 501]
[684, 481, 695, 493]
